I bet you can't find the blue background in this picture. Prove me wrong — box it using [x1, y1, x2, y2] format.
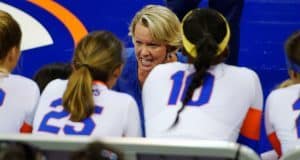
[2, 0, 300, 153]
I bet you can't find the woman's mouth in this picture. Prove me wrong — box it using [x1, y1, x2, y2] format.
[139, 58, 153, 71]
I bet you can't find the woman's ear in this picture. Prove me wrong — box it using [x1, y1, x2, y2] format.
[112, 64, 124, 78]
[165, 52, 178, 63]
[106, 64, 124, 89]
[6, 46, 21, 71]
[9, 46, 20, 61]
[165, 46, 179, 63]
[167, 46, 178, 55]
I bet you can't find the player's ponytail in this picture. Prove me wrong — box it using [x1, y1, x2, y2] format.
[63, 62, 94, 122]
[170, 8, 230, 128]
[63, 31, 124, 122]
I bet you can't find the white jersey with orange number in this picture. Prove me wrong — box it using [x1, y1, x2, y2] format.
[0, 74, 40, 133]
[143, 62, 263, 141]
[33, 79, 141, 137]
[265, 84, 300, 155]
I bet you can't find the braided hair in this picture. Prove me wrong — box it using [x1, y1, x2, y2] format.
[171, 8, 230, 128]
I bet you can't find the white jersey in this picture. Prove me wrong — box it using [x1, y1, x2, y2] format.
[33, 79, 141, 137]
[143, 62, 263, 141]
[265, 84, 300, 155]
[0, 74, 40, 133]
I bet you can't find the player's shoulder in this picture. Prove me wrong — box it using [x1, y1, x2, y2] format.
[222, 64, 260, 85]
[102, 89, 138, 112]
[151, 62, 186, 75]
[9, 74, 36, 85]
[158, 61, 185, 69]
[225, 64, 258, 77]
[107, 89, 137, 104]
[265, 85, 298, 116]
[43, 79, 67, 91]
[9, 74, 39, 91]
[268, 84, 300, 101]
[266, 89, 281, 105]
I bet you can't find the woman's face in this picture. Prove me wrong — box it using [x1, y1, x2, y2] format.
[133, 22, 168, 74]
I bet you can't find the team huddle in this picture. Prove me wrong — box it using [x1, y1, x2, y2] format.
[0, 3, 299, 160]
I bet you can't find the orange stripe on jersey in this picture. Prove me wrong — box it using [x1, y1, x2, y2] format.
[20, 122, 33, 133]
[268, 132, 282, 157]
[240, 107, 262, 140]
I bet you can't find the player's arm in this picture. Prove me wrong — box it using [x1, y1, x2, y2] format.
[21, 82, 40, 133]
[264, 94, 282, 157]
[260, 149, 279, 160]
[123, 97, 142, 137]
[237, 71, 263, 153]
[237, 107, 262, 153]
[266, 132, 281, 157]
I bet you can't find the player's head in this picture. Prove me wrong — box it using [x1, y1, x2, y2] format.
[71, 141, 123, 160]
[170, 8, 231, 128]
[33, 62, 72, 92]
[0, 10, 22, 72]
[129, 5, 181, 50]
[181, 8, 230, 61]
[285, 31, 300, 79]
[63, 31, 124, 122]
[129, 5, 181, 75]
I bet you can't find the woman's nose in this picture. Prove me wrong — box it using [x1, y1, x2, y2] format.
[138, 45, 150, 56]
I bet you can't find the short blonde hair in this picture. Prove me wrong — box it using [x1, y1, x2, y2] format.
[129, 5, 181, 52]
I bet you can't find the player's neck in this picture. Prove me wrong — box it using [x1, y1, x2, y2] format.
[0, 66, 10, 76]
[0, 59, 12, 74]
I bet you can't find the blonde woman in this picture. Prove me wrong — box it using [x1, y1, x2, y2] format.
[114, 5, 182, 135]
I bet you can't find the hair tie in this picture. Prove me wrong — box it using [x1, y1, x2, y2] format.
[79, 63, 90, 70]
[181, 9, 231, 58]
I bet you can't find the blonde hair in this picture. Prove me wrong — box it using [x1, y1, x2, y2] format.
[277, 79, 295, 89]
[63, 31, 123, 121]
[129, 5, 181, 52]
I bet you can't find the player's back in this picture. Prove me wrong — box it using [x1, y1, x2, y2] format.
[33, 79, 141, 137]
[0, 74, 40, 133]
[265, 84, 300, 154]
[143, 62, 262, 141]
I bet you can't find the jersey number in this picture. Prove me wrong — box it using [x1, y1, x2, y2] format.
[38, 98, 103, 135]
[293, 98, 300, 137]
[168, 71, 214, 106]
[0, 89, 5, 107]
